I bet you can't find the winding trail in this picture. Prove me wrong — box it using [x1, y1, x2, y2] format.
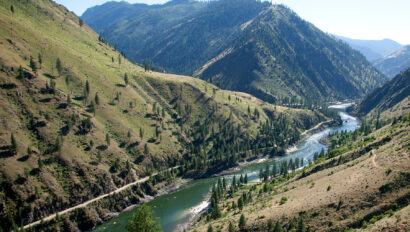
[22, 166, 179, 230]
[371, 153, 381, 169]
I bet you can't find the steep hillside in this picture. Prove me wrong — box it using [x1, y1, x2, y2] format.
[192, 114, 410, 231]
[81, 1, 156, 33]
[335, 35, 402, 62]
[83, 0, 386, 105]
[373, 45, 410, 78]
[83, 0, 207, 69]
[357, 67, 410, 120]
[197, 5, 386, 104]
[0, 0, 328, 231]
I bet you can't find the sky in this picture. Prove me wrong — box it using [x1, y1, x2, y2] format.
[54, 0, 410, 44]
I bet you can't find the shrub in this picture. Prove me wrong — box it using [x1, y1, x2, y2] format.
[280, 196, 288, 205]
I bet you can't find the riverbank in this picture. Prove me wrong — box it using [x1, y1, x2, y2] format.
[95, 106, 358, 232]
[118, 178, 190, 213]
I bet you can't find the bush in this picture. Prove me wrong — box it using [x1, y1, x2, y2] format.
[280, 196, 288, 205]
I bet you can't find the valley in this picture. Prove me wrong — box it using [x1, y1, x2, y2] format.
[0, 0, 408, 231]
[94, 105, 359, 232]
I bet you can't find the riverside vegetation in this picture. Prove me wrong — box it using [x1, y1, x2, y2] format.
[0, 0, 335, 231]
[192, 69, 410, 231]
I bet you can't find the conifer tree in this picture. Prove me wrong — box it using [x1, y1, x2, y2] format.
[297, 217, 306, 232]
[38, 53, 42, 69]
[228, 221, 235, 232]
[124, 73, 129, 86]
[274, 221, 283, 232]
[95, 92, 100, 105]
[29, 56, 37, 74]
[140, 128, 144, 139]
[126, 204, 161, 232]
[89, 100, 95, 116]
[10, 133, 17, 151]
[239, 214, 246, 230]
[106, 133, 110, 146]
[268, 218, 274, 231]
[238, 197, 243, 210]
[56, 58, 62, 76]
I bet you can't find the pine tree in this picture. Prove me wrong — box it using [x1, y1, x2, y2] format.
[38, 53, 42, 69]
[273, 221, 283, 232]
[228, 221, 235, 232]
[297, 217, 306, 232]
[95, 92, 100, 105]
[10, 5, 14, 37]
[56, 58, 62, 76]
[239, 214, 246, 230]
[10, 133, 17, 151]
[89, 100, 95, 116]
[29, 56, 37, 74]
[85, 80, 90, 97]
[127, 129, 131, 141]
[124, 73, 129, 86]
[268, 218, 274, 231]
[238, 197, 243, 210]
[244, 173, 248, 184]
[106, 133, 110, 146]
[126, 204, 162, 232]
[140, 128, 144, 139]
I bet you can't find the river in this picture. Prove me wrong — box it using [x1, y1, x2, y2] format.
[93, 104, 359, 232]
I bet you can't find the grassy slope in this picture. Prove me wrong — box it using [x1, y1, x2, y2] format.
[0, 0, 326, 229]
[193, 116, 410, 231]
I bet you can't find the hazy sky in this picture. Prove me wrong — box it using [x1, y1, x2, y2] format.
[55, 0, 410, 44]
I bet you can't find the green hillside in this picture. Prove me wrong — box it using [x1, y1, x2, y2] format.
[198, 5, 386, 104]
[357, 67, 410, 120]
[0, 0, 328, 230]
[83, 0, 386, 105]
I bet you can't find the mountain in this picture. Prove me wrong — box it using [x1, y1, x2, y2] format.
[83, 0, 387, 105]
[357, 67, 410, 119]
[0, 0, 327, 231]
[196, 5, 387, 104]
[373, 45, 410, 78]
[81, 0, 206, 35]
[335, 35, 403, 62]
[81, 1, 155, 33]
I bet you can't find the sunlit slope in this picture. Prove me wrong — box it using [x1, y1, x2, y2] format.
[0, 0, 327, 230]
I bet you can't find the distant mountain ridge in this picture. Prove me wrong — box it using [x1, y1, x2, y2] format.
[373, 45, 410, 78]
[83, 0, 387, 104]
[335, 35, 403, 62]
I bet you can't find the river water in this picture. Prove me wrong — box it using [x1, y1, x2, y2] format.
[94, 104, 358, 232]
